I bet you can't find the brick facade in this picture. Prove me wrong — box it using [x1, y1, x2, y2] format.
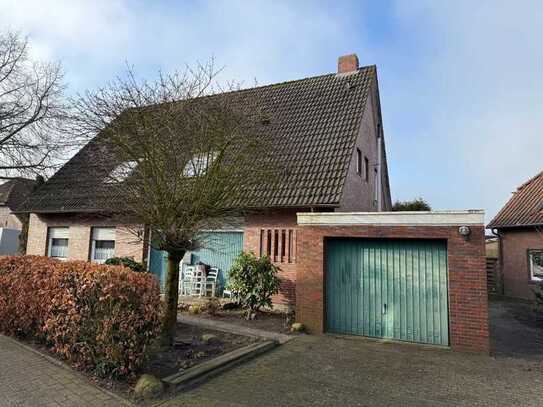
[26, 213, 144, 262]
[244, 210, 300, 308]
[500, 228, 543, 300]
[0, 206, 23, 229]
[295, 224, 489, 353]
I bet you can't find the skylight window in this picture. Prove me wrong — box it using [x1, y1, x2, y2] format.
[104, 161, 138, 183]
[183, 153, 217, 177]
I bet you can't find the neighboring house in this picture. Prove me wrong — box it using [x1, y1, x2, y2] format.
[0, 178, 35, 229]
[18, 54, 391, 305]
[488, 171, 543, 300]
[0, 178, 36, 255]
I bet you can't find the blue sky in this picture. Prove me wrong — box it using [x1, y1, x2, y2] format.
[2, 0, 542, 222]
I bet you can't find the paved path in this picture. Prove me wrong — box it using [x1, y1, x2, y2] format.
[0, 335, 130, 407]
[160, 334, 543, 407]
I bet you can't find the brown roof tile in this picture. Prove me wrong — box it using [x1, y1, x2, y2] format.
[488, 171, 543, 229]
[18, 66, 376, 213]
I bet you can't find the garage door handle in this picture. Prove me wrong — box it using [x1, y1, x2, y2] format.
[383, 303, 387, 315]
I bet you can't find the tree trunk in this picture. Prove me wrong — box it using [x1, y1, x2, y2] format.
[160, 251, 184, 346]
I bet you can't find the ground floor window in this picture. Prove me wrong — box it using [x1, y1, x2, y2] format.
[91, 227, 116, 263]
[528, 249, 543, 282]
[47, 227, 69, 259]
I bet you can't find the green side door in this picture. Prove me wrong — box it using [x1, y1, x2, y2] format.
[326, 238, 449, 346]
[149, 231, 244, 293]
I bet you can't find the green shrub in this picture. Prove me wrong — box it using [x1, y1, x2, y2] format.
[227, 252, 281, 319]
[0, 256, 161, 379]
[104, 256, 145, 273]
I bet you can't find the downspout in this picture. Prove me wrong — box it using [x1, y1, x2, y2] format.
[377, 127, 383, 212]
[492, 228, 504, 295]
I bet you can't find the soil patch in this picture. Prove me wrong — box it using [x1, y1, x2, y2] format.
[143, 323, 258, 379]
[182, 309, 292, 334]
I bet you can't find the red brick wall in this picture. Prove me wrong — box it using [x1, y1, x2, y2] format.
[296, 224, 489, 353]
[500, 228, 543, 300]
[244, 210, 299, 309]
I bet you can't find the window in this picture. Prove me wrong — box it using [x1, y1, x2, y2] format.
[104, 161, 138, 183]
[47, 227, 69, 259]
[91, 227, 116, 263]
[529, 250, 543, 282]
[364, 157, 369, 182]
[183, 152, 217, 177]
[356, 148, 362, 175]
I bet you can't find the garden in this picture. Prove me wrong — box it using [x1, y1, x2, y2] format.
[0, 252, 301, 403]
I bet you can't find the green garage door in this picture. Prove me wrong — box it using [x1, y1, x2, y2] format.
[326, 239, 449, 346]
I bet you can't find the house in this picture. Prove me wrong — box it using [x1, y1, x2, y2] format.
[0, 178, 35, 229]
[0, 178, 36, 254]
[18, 54, 392, 305]
[17, 54, 489, 353]
[488, 171, 543, 300]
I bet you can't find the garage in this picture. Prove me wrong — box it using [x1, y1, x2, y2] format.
[325, 238, 449, 346]
[295, 210, 489, 353]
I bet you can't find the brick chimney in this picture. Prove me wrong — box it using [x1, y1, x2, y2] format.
[337, 54, 359, 74]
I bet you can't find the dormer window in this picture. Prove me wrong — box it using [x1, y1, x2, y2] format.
[183, 152, 217, 177]
[104, 161, 138, 183]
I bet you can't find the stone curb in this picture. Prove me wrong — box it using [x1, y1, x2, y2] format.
[162, 340, 278, 391]
[1, 334, 134, 406]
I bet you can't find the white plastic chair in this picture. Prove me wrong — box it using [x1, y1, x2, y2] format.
[181, 266, 195, 296]
[191, 265, 206, 297]
[205, 268, 219, 297]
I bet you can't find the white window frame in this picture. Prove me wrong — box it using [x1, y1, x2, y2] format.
[104, 161, 138, 183]
[90, 227, 116, 263]
[47, 227, 69, 260]
[528, 249, 543, 282]
[183, 152, 217, 177]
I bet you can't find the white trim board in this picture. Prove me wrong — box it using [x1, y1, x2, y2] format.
[297, 210, 485, 226]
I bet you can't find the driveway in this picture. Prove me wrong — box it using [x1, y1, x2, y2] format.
[160, 299, 543, 407]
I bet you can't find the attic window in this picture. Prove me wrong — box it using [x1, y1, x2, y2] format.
[183, 152, 217, 177]
[104, 161, 138, 183]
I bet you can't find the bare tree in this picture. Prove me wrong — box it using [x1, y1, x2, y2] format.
[72, 61, 275, 345]
[0, 31, 69, 179]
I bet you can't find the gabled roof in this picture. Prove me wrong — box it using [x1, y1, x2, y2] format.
[0, 178, 36, 210]
[488, 171, 543, 229]
[18, 66, 376, 213]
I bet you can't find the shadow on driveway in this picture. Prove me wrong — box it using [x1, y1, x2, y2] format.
[490, 296, 543, 360]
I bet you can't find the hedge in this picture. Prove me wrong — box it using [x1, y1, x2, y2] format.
[0, 256, 161, 379]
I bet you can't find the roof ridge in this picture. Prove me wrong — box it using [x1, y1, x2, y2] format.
[517, 170, 543, 191]
[205, 65, 375, 99]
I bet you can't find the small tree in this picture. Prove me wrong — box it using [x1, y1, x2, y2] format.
[71, 61, 276, 345]
[392, 198, 431, 211]
[227, 252, 281, 319]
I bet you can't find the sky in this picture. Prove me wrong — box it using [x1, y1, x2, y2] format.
[1, 0, 542, 223]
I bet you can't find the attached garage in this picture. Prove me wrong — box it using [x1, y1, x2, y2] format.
[325, 238, 449, 346]
[295, 211, 489, 353]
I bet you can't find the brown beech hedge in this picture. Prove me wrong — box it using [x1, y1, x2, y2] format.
[0, 256, 161, 379]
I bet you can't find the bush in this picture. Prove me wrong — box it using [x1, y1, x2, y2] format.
[392, 198, 431, 211]
[104, 256, 145, 273]
[227, 252, 281, 319]
[0, 256, 161, 379]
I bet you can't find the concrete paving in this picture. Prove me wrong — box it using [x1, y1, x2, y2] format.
[0, 335, 131, 407]
[159, 333, 543, 407]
